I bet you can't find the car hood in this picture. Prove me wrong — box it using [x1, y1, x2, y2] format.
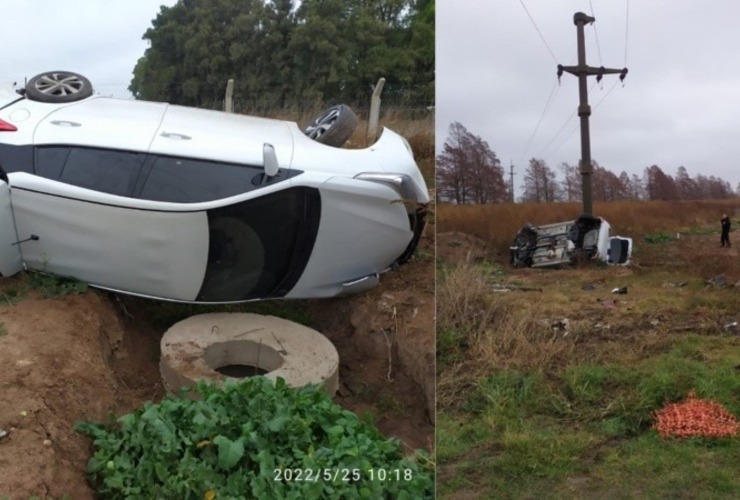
[287, 123, 430, 204]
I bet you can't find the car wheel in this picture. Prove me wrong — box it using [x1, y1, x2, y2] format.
[25, 71, 93, 103]
[303, 104, 358, 147]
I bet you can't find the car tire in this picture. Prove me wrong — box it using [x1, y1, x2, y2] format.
[25, 71, 93, 103]
[303, 104, 358, 147]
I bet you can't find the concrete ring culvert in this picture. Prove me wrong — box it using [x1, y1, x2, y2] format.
[159, 313, 339, 396]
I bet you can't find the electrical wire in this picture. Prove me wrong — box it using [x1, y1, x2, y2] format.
[593, 78, 620, 109]
[520, 80, 559, 162]
[536, 80, 598, 159]
[518, 0, 559, 64]
[547, 79, 620, 157]
[624, 0, 630, 67]
[589, 0, 603, 67]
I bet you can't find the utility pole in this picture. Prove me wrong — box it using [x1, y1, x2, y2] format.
[558, 12, 627, 215]
[509, 162, 516, 203]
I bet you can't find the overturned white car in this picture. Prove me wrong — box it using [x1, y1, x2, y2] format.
[510, 214, 632, 268]
[0, 71, 428, 303]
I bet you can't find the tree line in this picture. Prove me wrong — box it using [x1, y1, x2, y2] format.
[129, 0, 434, 114]
[436, 122, 737, 204]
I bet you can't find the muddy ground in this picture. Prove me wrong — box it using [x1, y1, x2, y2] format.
[0, 230, 433, 498]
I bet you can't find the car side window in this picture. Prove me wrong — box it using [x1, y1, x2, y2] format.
[35, 146, 145, 197]
[0, 144, 34, 174]
[138, 156, 262, 203]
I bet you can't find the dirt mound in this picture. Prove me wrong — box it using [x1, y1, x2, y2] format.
[0, 292, 162, 498]
[0, 227, 434, 497]
[304, 227, 436, 450]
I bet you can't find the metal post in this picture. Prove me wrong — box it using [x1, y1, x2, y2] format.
[558, 12, 628, 215]
[367, 78, 386, 143]
[224, 79, 234, 113]
[509, 162, 515, 202]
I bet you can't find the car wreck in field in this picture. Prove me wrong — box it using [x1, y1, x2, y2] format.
[510, 214, 632, 268]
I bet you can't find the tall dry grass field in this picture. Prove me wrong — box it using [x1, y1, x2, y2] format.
[438, 200, 739, 251]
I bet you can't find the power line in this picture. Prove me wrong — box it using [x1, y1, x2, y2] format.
[624, 0, 630, 67]
[536, 80, 598, 159]
[589, 0, 603, 66]
[548, 79, 620, 157]
[520, 80, 559, 161]
[593, 78, 621, 109]
[518, 0, 559, 64]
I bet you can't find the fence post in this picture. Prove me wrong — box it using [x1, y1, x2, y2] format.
[366, 77, 385, 143]
[224, 79, 234, 113]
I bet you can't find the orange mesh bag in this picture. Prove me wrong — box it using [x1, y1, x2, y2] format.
[653, 392, 738, 439]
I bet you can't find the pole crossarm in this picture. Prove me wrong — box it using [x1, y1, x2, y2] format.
[558, 65, 628, 84]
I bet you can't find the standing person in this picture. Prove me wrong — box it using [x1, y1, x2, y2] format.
[721, 214, 731, 247]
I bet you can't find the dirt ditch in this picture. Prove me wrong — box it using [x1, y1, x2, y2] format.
[0, 231, 433, 498]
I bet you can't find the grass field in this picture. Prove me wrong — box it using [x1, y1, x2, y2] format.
[437, 202, 740, 499]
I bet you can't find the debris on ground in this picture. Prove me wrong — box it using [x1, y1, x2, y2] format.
[491, 284, 543, 293]
[582, 283, 598, 291]
[611, 286, 628, 294]
[724, 321, 738, 333]
[551, 319, 569, 332]
[662, 281, 688, 288]
[653, 392, 739, 439]
[705, 275, 727, 288]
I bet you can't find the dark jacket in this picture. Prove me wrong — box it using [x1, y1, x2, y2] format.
[721, 216, 731, 233]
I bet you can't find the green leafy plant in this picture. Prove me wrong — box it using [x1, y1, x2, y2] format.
[643, 232, 676, 244]
[76, 377, 434, 499]
[29, 272, 88, 298]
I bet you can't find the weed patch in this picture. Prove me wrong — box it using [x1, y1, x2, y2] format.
[29, 272, 88, 299]
[77, 377, 434, 498]
[438, 337, 740, 498]
[644, 232, 676, 244]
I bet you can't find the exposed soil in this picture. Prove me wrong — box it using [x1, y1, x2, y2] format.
[0, 229, 434, 497]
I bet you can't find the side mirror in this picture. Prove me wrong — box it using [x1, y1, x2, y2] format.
[263, 143, 279, 179]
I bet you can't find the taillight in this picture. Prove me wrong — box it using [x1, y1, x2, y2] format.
[0, 119, 17, 132]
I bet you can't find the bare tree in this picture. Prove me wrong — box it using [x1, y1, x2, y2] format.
[559, 162, 581, 202]
[522, 158, 559, 202]
[644, 165, 677, 201]
[675, 166, 698, 200]
[436, 122, 507, 204]
[592, 162, 628, 201]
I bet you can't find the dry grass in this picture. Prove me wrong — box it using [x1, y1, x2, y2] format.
[436, 212, 740, 411]
[437, 203, 740, 498]
[436, 263, 575, 410]
[438, 200, 739, 251]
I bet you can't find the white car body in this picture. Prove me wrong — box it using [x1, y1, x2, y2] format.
[510, 215, 632, 268]
[0, 81, 428, 303]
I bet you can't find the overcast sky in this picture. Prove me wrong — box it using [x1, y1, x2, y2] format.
[2, 1, 177, 98]
[437, 0, 740, 192]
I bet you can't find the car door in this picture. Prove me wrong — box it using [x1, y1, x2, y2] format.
[0, 176, 22, 276]
[608, 236, 633, 265]
[7, 97, 212, 301]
